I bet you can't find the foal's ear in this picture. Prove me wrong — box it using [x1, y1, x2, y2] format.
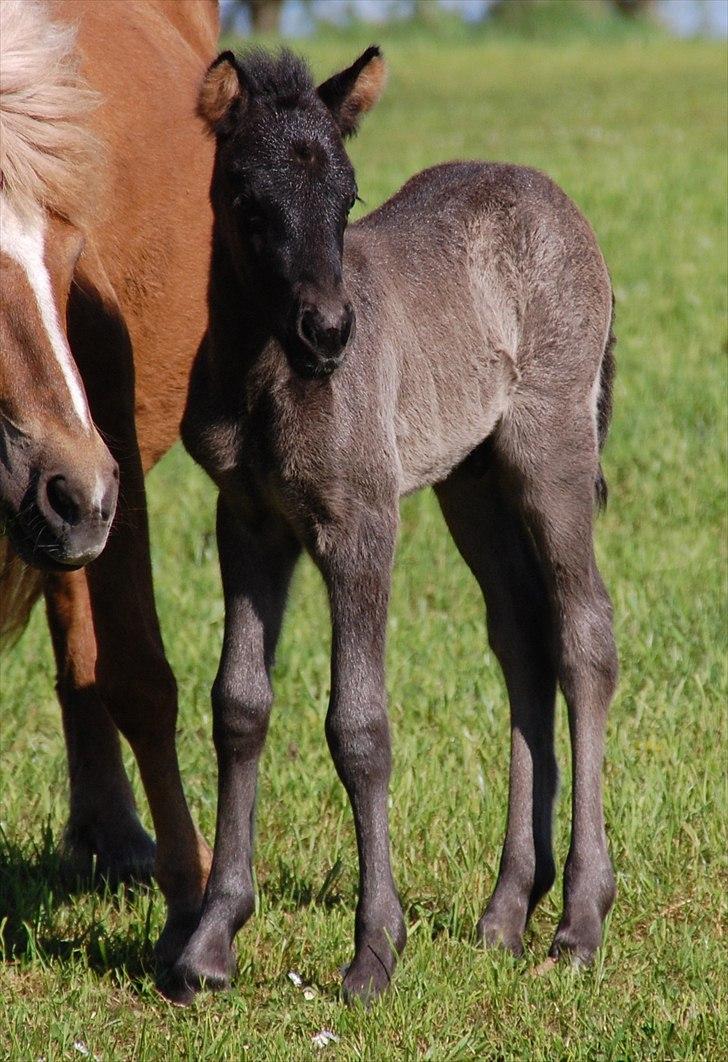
[317, 46, 387, 138]
[198, 51, 247, 131]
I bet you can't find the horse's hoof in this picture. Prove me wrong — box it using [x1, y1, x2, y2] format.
[154, 911, 202, 969]
[477, 911, 525, 958]
[156, 971, 200, 1007]
[60, 814, 156, 888]
[548, 919, 602, 968]
[342, 951, 394, 1007]
[159, 929, 236, 1002]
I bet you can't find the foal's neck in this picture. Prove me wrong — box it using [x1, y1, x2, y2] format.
[209, 230, 277, 356]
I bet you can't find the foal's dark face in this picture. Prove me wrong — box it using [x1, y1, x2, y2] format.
[217, 101, 356, 376]
[199, 48, 387, 378]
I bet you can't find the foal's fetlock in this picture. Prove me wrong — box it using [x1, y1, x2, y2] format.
[477, 904, 526, 957]
[550, 862, 615, 967]
[343, 916, 406, 1006]
[479, 855, 556, 956]
[549, 911, 606, 968]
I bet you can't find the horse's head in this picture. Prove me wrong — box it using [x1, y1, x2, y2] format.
[0, 0, 118, 570]
[199, 46, 387, 378]
[0, 197, 118, 569]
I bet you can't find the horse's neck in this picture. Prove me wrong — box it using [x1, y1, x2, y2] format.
[207, 241, 275, 385]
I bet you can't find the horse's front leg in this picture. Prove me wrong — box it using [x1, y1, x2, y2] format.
[44, 568, 155, 883]
[164, 495, 300, 1004]
[67, 270, 211, 966]
[317, 508, 406, 1004]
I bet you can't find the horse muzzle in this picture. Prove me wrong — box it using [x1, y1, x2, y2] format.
[294, 300, 355, 377]
[3, 462, 119, 570]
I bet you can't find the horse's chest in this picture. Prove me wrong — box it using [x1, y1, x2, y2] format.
[237, 385, 346, 529]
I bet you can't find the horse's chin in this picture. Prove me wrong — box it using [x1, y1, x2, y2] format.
[4, 510, 102, 572]
[281, 335, 345, 381]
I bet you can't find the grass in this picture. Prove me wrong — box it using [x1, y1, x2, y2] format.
[1, 26, 727, 1061]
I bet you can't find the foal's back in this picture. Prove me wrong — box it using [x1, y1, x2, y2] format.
[344, 161, 612, 495]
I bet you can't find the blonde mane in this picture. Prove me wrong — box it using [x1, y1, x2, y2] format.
[0, 0, 100, 226]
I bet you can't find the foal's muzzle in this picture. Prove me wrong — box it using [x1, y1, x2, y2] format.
[295, 301, 355, 376]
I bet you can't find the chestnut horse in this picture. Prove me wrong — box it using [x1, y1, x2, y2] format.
[0, 0, 216, 962]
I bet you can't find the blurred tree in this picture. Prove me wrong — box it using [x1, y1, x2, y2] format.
[413, 0, 438, 25]
[222, 0, 284, 34]
[249, 0, 284, 31]
[611, 0, 656, 14]
[489, 0, 656, 17]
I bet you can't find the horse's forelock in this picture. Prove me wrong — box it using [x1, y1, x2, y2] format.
[0, 0, 101, 228]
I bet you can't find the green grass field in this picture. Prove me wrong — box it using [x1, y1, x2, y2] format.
[1, 27, 726, 1061]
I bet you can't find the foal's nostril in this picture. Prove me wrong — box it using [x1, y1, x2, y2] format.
[46, 475, 82, 527]
[297, 303, 355, 361]
[340, 304, 354, 348]
[299, 307, 318, 348]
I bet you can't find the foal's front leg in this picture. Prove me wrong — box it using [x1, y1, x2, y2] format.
[317, 509, 406, 1004]
[164, 496, 300, 1004]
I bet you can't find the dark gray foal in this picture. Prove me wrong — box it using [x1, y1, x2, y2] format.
[169, 46, 618, 1005]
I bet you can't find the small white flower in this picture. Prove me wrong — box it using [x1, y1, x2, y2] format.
[73, 1044, 97, 1061]
[312, 1029, 339, 1049]
[287, 970, 304, 988]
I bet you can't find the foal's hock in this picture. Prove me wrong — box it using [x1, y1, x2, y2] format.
[168, 45, 618, 1005]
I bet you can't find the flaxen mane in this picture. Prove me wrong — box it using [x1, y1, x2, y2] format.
[0, 0, 99, 225]
[0, 0, 99, 643]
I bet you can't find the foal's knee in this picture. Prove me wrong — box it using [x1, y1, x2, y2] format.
[325, 696, 391, 785]
[211, 676, 273, 755]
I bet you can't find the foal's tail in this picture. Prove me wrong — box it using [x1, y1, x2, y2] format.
[595, 291, 616, 510]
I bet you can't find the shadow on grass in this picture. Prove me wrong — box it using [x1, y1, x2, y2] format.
[260, 857, 485, 948]
[260, 857, 349, 912]
[0, 821, 156, 985]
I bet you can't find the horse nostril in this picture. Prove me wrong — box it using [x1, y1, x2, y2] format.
[340, 305, 354, 348]
[99, 478, 117, 523]
[46, 475, 82, 527]
[299, 307, 318, 348]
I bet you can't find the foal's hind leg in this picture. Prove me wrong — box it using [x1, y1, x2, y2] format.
[499, 408, 618, 964]
[435, 455, 558, 956]
[44, 569, 155, 884]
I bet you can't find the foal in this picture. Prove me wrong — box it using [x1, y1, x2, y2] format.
[173, 46, 618, 1004]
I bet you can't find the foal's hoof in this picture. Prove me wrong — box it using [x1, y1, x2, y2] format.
[60, 814, 156, 888]
[342, 949, 395, 1007]
[548, 919, 602, 968]
[477, 910, 525, 958]
[159, 933, 236, 1005]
